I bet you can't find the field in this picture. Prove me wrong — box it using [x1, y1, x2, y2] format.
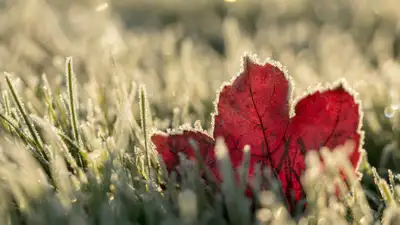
[1, 0, 400, 224]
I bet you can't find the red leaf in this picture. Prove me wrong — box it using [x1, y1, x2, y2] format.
[151, 53, 362, 207]
[151, 130, 216, 175]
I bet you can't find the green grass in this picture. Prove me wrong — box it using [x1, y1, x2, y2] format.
[1, 0, 400, 224]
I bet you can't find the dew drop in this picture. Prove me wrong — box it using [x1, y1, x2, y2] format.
[384, 106, 395, 118]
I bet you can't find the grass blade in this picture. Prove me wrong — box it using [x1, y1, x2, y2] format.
[5, 73, 44, 155]
[139, 85, 151, 179]
[66, 57, 87, 168]
[66, 57, 81, 146]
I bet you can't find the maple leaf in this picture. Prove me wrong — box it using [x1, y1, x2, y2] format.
[151, 53, 363, 207]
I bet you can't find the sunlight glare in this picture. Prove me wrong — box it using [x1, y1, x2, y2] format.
[95, 3, 109, 12]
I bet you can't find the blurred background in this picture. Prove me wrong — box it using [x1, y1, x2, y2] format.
[1, 0, 400, 196]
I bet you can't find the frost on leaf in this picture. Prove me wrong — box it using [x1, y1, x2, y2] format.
[151, 53, 363, 207]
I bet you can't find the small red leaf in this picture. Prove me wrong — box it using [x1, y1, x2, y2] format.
[151, 130, 216, 174]
[151, 53, 363, 208]
[213, 57, 291, 171]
